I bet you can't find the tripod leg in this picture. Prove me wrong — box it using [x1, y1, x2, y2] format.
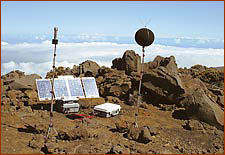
[46, 126, 51, 138]
[53, 126, 58, 135]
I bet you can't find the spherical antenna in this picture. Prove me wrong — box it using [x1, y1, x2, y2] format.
[135, 28, 154, 47]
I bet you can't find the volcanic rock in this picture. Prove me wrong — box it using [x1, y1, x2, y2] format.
[112, 50, 141, 75]
[126, 125, 159, 144]
[97, 67, 131, 101]
[54, 66, 73, 77]
[24, 90, 38, 105]
[28, 135, 45, 149]
[138, 126, 152, 144]
[106, 96, 121, 103]
[8, 74, 41, 91]
[192, 67, 224, 88]
[68, 125, 89, 140]
[1, 96, 11, 106]
[208, 87, 224, 96]
[217, 95, 224, 108]
[115, 119, 128, 133]
[1, 70, 25, 84]
[78, 98, 105, 109]
[180, 88, 224, 130]
[7, 90, 23, 100]
[142, 67, 185, 104]
[1, 79, 9, 96]
[109, 144, 130, 154]
[127, 123, 140, 141]
[144, 56, 178, 74]
[78, 60, 100, 77]
[71, 65, 79, 76]
[182, 120, 204, 131]
[44, 142, 64, 154]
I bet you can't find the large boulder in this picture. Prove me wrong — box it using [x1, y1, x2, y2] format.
[144, 56, 178, 74]
[68, 125, 89, 140]
[1, 70, 25, 84]
[127, 123, 140, 141]
[115, 119, 128, 133]
[78, 60, 100, 76]
[138, 126, 152, 144]
[142, 67, 185, 104]
[97, 67, 131, 101]
[180, 88, 224, 130]
[112, 50, 141, 75]
[126, 124, 159, 144]
[8, 74, 41, 91]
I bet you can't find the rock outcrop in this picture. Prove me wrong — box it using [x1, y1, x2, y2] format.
[78, 60, 100, 77]
[180, 88, 224, 130]
[127, 124, 160, 144]
[1, 71, 41, 108]
[97, 67, 131, 101]
[144, 56, 178, 74]
[112, 50, 141, 75]
[142, 67, 185, 104]
[8, 74, 41, 90]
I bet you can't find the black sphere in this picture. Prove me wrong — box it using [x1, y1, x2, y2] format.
[135, 28, 154, 47]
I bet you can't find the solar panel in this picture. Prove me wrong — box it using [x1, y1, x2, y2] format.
[36, 76, 100, 101]
[54, 79, 69, 100]
[36, 79, 52, 101]
[82, 77, 99, 98]
[68, 78, 85, 99]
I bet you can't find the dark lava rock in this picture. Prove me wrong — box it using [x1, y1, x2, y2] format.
[180, 88, 224, 130]
[144, 55, 178, 74]
[142, 67, 185, 104]
[112, 50, 141, 75]
[115, 120, 128, 133]
[78, 60, 100, 77]
[1, 70, 25, 84]
[8, 74, 41, 91]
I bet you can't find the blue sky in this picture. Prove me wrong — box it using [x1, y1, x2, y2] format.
[1, 1, 224, 38]
[1, 1, 224, 77]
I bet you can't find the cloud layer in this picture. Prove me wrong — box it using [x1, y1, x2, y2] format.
[1, 41, 224, 77]
[2, 33, 224, 49]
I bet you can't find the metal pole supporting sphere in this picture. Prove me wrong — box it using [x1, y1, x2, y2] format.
[135, 28, 155, 47]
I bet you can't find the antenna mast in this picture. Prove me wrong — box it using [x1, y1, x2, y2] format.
[134, 28, 154, 128]
[46, 27, 59, 138]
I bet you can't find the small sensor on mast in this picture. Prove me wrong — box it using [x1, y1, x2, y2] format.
[52, 27, 58, 45]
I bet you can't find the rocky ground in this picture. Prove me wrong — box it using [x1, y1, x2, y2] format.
[1, 50, 224, 154]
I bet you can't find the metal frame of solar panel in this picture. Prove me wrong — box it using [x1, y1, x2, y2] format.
[82, 77, 99, 98]
[36, 79, 52, 101]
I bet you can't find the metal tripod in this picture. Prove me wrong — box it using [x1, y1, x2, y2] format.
[46, 28, 58, 138]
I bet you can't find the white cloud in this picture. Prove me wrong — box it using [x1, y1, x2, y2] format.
[1, 41, 224, 77]
[1, 41, 9, 45]
[1, 60, 75, 78]
[35, 35, 46, 41]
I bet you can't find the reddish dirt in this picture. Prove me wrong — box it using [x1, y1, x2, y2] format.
[1, 102, 224, 154]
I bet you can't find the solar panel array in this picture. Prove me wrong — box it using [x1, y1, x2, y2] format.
[36, 77, 99, 101]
